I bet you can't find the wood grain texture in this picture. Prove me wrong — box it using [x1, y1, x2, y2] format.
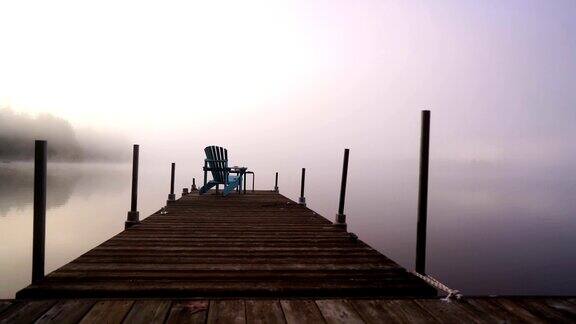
[413, 299, 482, 324]
[280, 300, 325, 324]
[316, 299, 365, 324]
[165, 301, 208, 324]
[123, 300, 171, 324]
[0, 300, 56, 324]
[207, 300, 245, 324]
[375, 299, 439, 323]
[35, 300, 95, 324]
[16, 191, 435, 299]
[351, 299, 405, 324]
[463, 298, 524, 323]
[518, 299, 575, 323]
[78, 300, 133, 324]
[0, 297, 574, 323]
[245, 300, 285, 324]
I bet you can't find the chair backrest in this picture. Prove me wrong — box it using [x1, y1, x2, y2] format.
[204, 145, 228, 184]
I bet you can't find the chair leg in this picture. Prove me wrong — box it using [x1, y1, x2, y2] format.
[199, 181, 217, 195]
[223, 179, 240, 196]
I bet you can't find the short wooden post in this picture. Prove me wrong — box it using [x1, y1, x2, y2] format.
[191, 178, 197, 191]
[298, 168, 306, 206]
[182, 187, 189, 196]
[167, 162, 176, 204]
[416, 110, 431, 275]
[274, 172, 279, 192]
[32, 140, 47, 284]
[334, 149, 350, 230]
[203, 161, 208, 186]
[125, 144, 140, 229]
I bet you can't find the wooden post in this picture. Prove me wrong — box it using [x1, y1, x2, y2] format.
[203, 161, 208, 186]
[167, 163, 176, 204]
[191, 178, 197, 191]
[252, 173, 255, 192]
[416, 110, 431, 275]
[32, 140, 47, 284]
[274, 172, 279, 192]
[243, 172, 247, 194]
[125, 144, 140, 229]
[298, 168, 306, 206]
[334, 149, 350, 230]
[182, 187, 189, 196]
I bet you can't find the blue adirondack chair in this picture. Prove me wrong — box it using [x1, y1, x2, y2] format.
[199, 146, 247, 196]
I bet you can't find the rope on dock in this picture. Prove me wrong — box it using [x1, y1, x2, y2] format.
[411, 271, 463, 301]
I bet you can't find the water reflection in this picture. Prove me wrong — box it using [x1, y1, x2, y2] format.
[0, 162, 127, 216]
[0, 162, 160, 299]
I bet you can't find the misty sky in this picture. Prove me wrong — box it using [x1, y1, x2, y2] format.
[1, 0, 575, 168]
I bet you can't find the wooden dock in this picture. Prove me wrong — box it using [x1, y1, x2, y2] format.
[16, 191, 436, 299]
[8, 190, 576, 323]
[1, 297, 575, 323]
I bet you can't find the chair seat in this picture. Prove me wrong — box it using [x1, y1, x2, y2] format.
[228, 175, 241, 182]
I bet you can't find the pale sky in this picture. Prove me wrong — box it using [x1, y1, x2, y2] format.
[1, 0, 575, 165]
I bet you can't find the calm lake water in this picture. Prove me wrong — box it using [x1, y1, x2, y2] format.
[1, 160, 575, 298]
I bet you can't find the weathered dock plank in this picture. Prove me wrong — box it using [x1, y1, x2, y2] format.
[78, 300, 133, 324]
[35, 300, 95, 324]
[123, 300, 171, 324]
[0, 300, 56, 324]
[245, 300, 286, 324]
[280, 300, 326, 324]
[1, 298, 575, 323]
[316, 299, 365, 324]
[164, 300, 207, 324]
[16, 190, 436, 299]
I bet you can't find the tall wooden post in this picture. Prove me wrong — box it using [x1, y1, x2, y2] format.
[191, 178, 197, 191]
[167, 163, 176, 204]
[274, 172, 279, 192]
[32, 140, 47, 284]
[416, 110, 431, 275]
[125, 144, 140, 229]
[334, 149, 350, 230]
[298, 168, 306, 206]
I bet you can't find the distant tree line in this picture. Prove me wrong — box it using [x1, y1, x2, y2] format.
[0, 108, 129, 162]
